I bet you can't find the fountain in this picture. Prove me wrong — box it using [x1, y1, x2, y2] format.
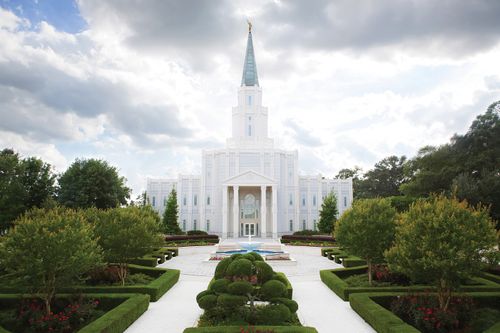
[238, 234, 263, 252]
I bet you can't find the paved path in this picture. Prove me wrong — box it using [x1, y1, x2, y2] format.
[125, 243, 375, 333]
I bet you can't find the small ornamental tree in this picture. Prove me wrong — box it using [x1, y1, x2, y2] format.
[385, 195, 499, 311]
[93, 206, 163, 285]
[318, 193, 338, 234]
[335, 198, 397, 285]
[0, 207, 103, 315]
[162, 188, 182, 234]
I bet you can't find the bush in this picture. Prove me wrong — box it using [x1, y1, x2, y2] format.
[241, 253, 257, 262]
[281, 235, 335, 244]
[197, 290, 215, 302]
[226, 259, 253, 277]
[292, 230, 323, 236]
[271, 298, 298, 313]
[272, 273, 289, 286]
[214, 257, 233, 279]
[248, 252, 264, 261]
[255, 304, 291, 325]
[217, 294, 248, 308]
[87, 265, 123, 285]
[198, 295, 218, 310]
[227, 281, 254, 296]
[260, 280, 287, 300]
[187, 230, 209, 235]
[210, 279, 230, 294]
[255, 261, 274, 284]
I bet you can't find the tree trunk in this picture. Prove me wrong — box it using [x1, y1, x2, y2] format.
[44, 275, 56, 316]
[118, 263, 128, 286]
[437, 278, 451, 311]
[367, 259, 372, 286]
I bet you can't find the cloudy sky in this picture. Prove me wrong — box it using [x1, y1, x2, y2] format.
[1, 0, 499, 197]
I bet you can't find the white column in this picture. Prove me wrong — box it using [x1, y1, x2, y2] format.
[272, 185, 278, 239]
[260, 185, 267, 238]
[222, 185, 228, 238]
[233, 185, 239, 238]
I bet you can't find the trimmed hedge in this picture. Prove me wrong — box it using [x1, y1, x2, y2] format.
[183, 326, 318, 333]
[349, 292, 500, 333]
[0, 293, 149, 333]
[275, 272, 293, 299]
[0, 265, 180, 302]
[165, 234, 219, 242]
[128, 247, 179, 267]
[482, 271, 500, 285]
[321, 266, 500, 301]
[281, 235, 335, 244]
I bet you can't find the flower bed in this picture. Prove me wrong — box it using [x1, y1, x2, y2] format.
[183, 326, 318, 333]
[0, 265, 180, 302]
[281, 235, 335, 244]
[0, 293, 149, 333]
[320, 267, 500, 301]
[165, 234, 219, 243]
[349, 292, 500, 333]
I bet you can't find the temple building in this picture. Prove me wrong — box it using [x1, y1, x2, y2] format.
[146, 26, 353, 238]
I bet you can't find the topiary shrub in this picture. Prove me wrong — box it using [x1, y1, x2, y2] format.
[227, 281, 254, 296]
[270, 298, 298, 313]
[255, 304, 291, 325]
[217, 294, 248, 308]
[260, 280, 287, 300]
[196, 290, 214, 302]
[210, 278, 230, 294]
[248, 252, 264, 261]
[226, 258, 253, 277]
[241, 253, 256, 262]
[230, 253, 243, 260]
[214, 257, 233, 279]
[272, 273, 289, 286]
[198, 294, 218, 310]
[255, 261, 273, 283]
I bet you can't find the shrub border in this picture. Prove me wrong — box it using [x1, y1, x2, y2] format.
[183, 326, 318, 333]
[320, 267, 500, 301]
[0, 293, 149, 333]
[349, 291, 500, 333]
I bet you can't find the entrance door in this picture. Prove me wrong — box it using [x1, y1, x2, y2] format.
[240, 194, 259, 237]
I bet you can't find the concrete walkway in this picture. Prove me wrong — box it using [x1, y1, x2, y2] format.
[125, 243, 375, 333]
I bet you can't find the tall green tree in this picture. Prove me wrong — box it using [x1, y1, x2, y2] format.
[0, 149, 56, 230]
[385, 195, 498, 310]
[162, 188, 182, 234]
[357, 155, 408, 198]
[0, 207, 103, 315]
[335, 198, 397, 285]
[335, 166, 363, 199]
[317, 193, 338, 234]
[58, 158, 130, 209]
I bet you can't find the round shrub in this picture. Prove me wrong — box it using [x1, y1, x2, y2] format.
[248, 252, 264, 261]
[272, 273, 289, 286]
[196, 289, 214, 302]
[270, 298, 298, 313]
[241, 253, 256, 261]
[230, 253, 243, 260]
[227, 281, 254, 296]
[260, 280, 287, 300]
[217, 294, 248, 308]
[255, 304, 291, 325]
[197, 294, 218, 310]
[214, 257, 233, 279]
[226, 258, 253, 277]
[255, 261, 274, 283]
[210, 278, 230, 293]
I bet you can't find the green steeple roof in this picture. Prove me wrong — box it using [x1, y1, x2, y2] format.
[241, 30, 259, 87]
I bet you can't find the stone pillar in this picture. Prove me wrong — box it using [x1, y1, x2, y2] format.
[260, 185, 267, 238]
[222, 185, 228, 238]
[272, 185, 278, 239]
[233, 185, 239, 238]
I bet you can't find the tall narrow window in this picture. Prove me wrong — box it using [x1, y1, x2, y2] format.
[303, 219, 306, 230]
[248, 95, 252, 105]
[313, 220, 317, 231]
[152, 196, 156, 207]
[302, 196, 306, 206]
[163, 196, 167, 206]
[289, 194, 293, 206]
[194, 195, 198, 206]
[313, 195, 316, 206]
[182, 220, 186, 231]
[344, 196, 347, 207]
[248, 116, 252, 137]
[206, 219, 210, 232]
[207, 196, 210, 205]
[183, 196, 187, 206]
[193, 219, 197, 230]
[289, 220, 293, 232]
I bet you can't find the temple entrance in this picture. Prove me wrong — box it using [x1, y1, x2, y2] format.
[240, 193, 259, 237]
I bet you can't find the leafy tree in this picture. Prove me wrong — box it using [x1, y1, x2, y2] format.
[93, 206, 163, 285]
[162, 188, 182, 234]
[58, 158, 130, 209]
[357, 155, 408, 198]
[0, 149, 56, 231]
[335, 198, 397, 285]
[317, 193, 338, 234]
[130, 191, 147, 207]
[0, 207, 102, 315]
[385, 195, 498, 310]
[335, 166, 364, 199]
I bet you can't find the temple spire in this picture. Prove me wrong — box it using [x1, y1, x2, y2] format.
[241, 21, 259, 87]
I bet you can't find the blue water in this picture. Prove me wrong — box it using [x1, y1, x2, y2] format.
[216, 250, 284, 255]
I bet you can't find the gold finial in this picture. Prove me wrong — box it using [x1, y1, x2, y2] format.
[247, 19, 252, 32]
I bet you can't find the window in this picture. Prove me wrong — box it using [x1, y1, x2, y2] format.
[313, 220, 317, 231]
[207, 196, 210, 205]
[289, 194, 293, 206]
[182, 220, 186, 231]
[194, 195, 197, 206]
[344, 196, 347, 207]
[183, 196, 187, 206]
[206, 219, 210, 232]
[163, 197, 167, 206]
[248, 95, 252, 105]
[152, 196, 156, 207]
[193, 219, 197, 230]
[302, 219, 306, 230]
[313, 195, 316, 206]
[302, 196, 306, 206]
[289, 220, 293, 232]
[248, 125, 252, 136]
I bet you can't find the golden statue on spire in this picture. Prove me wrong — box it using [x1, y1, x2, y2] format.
[247, 19, 252, 32]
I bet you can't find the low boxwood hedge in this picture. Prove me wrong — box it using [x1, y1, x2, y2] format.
[183, 326, 318, 333]
[128, 247, 178, 267]
[349, 292, 500, 333]
[0, 265, 180, 302]
[481, 271, 500, 285]
[281, 235, 335, 244]
[165, 234, 219, 242]
[321, 267, 500, 301]
[0, 293, 149, 333]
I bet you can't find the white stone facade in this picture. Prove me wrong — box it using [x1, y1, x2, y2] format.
[146, 29, 353, 238]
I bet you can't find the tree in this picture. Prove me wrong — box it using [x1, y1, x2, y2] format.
[317, 193, 338, 234]
[0, 149, 56, 231]
[385, 195, 498, 310]
[162, 188, 182, 234]
[357, 155, 408, 198]
[335, 166, 364, 199]
[58, 158, 130, 209]
[335, 198, 397, 285]
[0, 207, 103, 315]
[93, 206, 163, 285]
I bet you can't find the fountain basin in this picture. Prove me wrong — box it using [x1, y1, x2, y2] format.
[238, 241, 263, 251]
